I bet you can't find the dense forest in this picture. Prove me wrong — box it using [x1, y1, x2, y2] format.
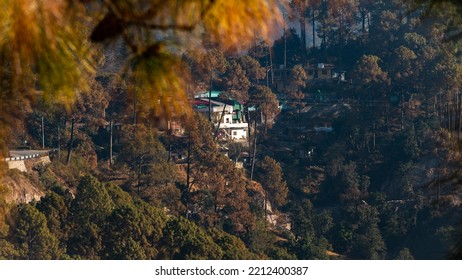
[2, 0, 462, 260]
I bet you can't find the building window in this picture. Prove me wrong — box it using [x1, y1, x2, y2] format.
[322, 69, 328, 75]
[233, 131, 237, 136]
[308, 70, 314, 75]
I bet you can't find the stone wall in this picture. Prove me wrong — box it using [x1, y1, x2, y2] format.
[6, 160, 27, 172]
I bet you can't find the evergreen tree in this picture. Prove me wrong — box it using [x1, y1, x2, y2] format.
[160, 217, 223, 260]
[256, 156, 288, 209]
[67, 175, 114, 259]
[12, 204, 62, 259]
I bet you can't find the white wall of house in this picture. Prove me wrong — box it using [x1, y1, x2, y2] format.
[230, 128, 247, 140]
[195, 99, 248, 141]
[219, 112, 234, 124]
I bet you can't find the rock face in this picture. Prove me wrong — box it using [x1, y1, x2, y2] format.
[2, 172, 45, 204]
[2, 156, 50, 204]
[5, 154, 51, 173]
[6, 160, 27, 172]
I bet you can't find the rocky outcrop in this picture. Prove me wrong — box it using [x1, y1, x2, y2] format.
[2, 156, 50, 204]
[2, 172, 45, 204]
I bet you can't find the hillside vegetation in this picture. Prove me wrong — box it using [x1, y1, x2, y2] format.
[2, 0, 462, 259]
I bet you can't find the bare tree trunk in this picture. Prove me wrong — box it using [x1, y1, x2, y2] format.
[57, 124, 61, 160]
[284, 26, 287, 68]
[454, 92, 458, 134]
[186, 134, 192, 218]
[247, 106, 252, 149]
[373, 122, 376, 150]
[66, 117, 75, 165]
[457, 93, 462, 143]
[268, 45, 274, 85]
[264, 193, 268, 229]
[361, 10, 367, 33]
[298, 101, 302, 132]
[452, 92, 456, 138]
[437, 161, 441, 210]
[133, 89, 137, 127]
[167, 120, 172, 163]
[447, 97, 451, 133]
[367, 12, 371, 29]
[209, 72, 213, 122]
[186, 135, 191, 190]
[437, 94, 441, 126]
[263, 112, 268, 134]
[137, 157, 142, 196]
[312, 12, 316, 48]
[41, 116, 45, 149]
[109, 119, 113, 166]
[250, 120, 258, 181]
[300, 16, 306, 53]
[214, 103, 227, 141]
[401, 92, 404, 130]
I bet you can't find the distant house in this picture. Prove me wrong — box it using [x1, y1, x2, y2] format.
[332, 71, 346, 82]
[194, 90, 222, 99]
[194, 98, 248, 142]
[272, 65, 292, 92]
[306, 63, 335, 80]
[272, 63, 338, 92]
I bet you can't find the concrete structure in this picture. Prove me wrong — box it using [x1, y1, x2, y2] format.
[194, 99, 248, 142]
[306, 63, 335, 80]
[194, 90, 222, 99]
[3, 150, 51, 172]
[6, 160, 28, 172]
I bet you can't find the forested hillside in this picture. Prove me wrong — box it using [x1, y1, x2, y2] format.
[2, 0, 462, 260]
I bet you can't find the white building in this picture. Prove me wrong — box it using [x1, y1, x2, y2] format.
[194, 99, 248, 142]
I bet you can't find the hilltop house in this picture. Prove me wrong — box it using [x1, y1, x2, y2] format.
[194, 99, 248, 142]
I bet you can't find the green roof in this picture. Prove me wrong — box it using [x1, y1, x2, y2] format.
[194, 91, 222, 98]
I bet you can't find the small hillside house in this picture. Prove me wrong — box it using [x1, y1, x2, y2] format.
[194, 99, 248, 142]
[306, 63, 335, 80]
